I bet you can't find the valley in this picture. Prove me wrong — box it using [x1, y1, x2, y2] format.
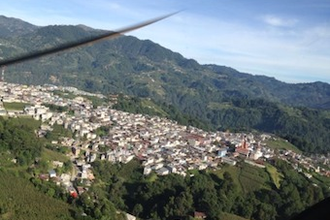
[0, 14, 330, 220]
[0, 81, 329, 220]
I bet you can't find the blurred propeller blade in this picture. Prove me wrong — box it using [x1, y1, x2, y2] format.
[0, 11, 179, 66]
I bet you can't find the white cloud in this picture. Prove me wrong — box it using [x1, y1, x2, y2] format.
[261, 15, 299, 27]
[131, 11, 329, 83]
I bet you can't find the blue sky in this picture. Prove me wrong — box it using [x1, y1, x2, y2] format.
[1, 0, 330, 83]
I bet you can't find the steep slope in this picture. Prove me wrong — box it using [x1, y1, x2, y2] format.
[2, 23, 330, 110]
[0, 15, 38, 38]
[0, 170, 75, 220]
[206, 65, 330, 109]
[0, 16, 330, 153]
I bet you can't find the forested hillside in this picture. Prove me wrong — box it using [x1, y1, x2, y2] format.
[1, 15, 330, 153]
[88, 159, 329, 220]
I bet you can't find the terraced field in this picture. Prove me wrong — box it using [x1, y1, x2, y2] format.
[265, 164, 283, 189]
[213, 162, 272, 193]
[238, 163, 271, 193]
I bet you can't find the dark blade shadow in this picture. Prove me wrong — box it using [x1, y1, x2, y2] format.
[0, 12, 179, 66]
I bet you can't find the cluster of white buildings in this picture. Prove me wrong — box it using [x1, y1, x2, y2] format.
[1, 82, 329, 191]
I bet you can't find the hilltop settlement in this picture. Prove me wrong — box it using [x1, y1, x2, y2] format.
[0, 82, 329, 197]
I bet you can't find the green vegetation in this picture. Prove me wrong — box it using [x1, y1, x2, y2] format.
[212, 165, 242, 192]
[0, 170, 74, 220]
[1, 17, 330, 220]
[90, 159, 328, 220]
[239, 163, 271, 193]
[43, 103, 68, 113]
[113, 96, 167, 117]
[3, 102, 29, 111]
[0, 117, 42, 165]
[221, 212, 250, 220]
[213, 163, 270, 193]
[266, 164, 283, 189]
[11, 117, 42, 129]
[95, 125, 110, 137]
[266, 138, 302, 154]
[145, 172, 158, 182]
[113, 95, 212, 131]
[0, 116, 126, 220]
[45, 124, 73, 141]
[41, 147, 69, 162]
[311, 172, 330, 188]
[81, 95, 105, 108]
[114, 95, 330, 154]
[0, 114, 328, 220]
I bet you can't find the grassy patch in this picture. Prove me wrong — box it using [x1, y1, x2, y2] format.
[221, 212, 250, 220]
[45, 124, 73, 141]
[311, 172, 330, 186]
[13, 117, 41, 129]
[41, 148, 69, 162]
[0, 151, 15, 168]
[0, 117, 41, 130]
[212, 165, 243, 192]
[266, 163, 283, 189]
[212, 163, 271, 193]
[3, 102, 29, 111]
[145, 172, 158, 183]
[0, 170, 74, 220]
[266, 138, 302, 154]
[239, 163, 271, 193]
[187, 169, 200, 176]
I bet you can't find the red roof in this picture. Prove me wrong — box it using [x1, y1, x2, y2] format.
[70, 191, 78, 198]
[236, 147, 250, 155]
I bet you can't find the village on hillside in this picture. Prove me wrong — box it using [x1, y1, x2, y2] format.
[1, 82, 329, 197]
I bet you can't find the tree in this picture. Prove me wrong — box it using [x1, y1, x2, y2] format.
[252, 203, 277, 220]
[132, 203, 143, 217]
[46, 188, 55, 197]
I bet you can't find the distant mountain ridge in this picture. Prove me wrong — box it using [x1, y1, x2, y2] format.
[0, 15, 38, 38]
[0, 15, 330, 153]
[206, 65, 330, 109]
[0, 15, 329, 109]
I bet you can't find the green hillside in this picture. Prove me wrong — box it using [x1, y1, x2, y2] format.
[265, 164, 283, 189]
[221, 212, 250, 220]
[1, 15, 330, 153]
[213, 162, 271, 194]
[0, 170, 74, 220]
[266, 138, 302, 154]
[91, 159, 328, 220]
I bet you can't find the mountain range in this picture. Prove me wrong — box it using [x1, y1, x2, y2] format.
[0, 15, 329, 153]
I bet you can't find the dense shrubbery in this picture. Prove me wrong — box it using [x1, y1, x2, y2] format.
[91, 159, 328, 220]
[0, 117, 42, 165]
